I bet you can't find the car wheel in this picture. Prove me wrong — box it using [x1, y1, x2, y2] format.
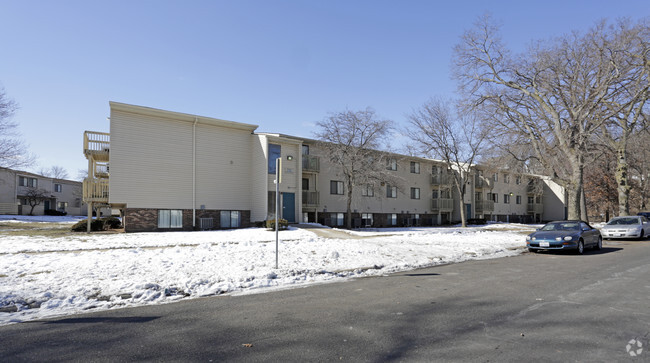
[639, 230, 645, 241]
[594, 236, 602, 250]
[576, 240, 584, 255]
[528, 248, 537, 253]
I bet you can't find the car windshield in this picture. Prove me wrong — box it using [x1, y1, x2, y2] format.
[607, 217, 640, 226]
[540, 222, 579, 231]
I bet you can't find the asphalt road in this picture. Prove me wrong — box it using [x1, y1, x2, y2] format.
[1, 240, 650, 362]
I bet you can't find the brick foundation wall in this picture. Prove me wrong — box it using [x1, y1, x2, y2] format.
[124, 208, 251, 232]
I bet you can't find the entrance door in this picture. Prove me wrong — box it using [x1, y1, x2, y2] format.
[44, 200, 50, 212]
[465, 203, 471, 219]
[282, 193, 295, 223]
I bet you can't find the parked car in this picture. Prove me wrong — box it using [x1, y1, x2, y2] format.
[600, 216, 650, 240]
[637, 212, 650, 219]
[526, 220, 602, 254]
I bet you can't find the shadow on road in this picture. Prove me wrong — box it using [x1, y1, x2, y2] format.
[40, 316, 160, 324]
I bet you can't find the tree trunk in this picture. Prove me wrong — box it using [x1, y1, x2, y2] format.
[345, 182, 353, 229]
[615, 145, 631, 216]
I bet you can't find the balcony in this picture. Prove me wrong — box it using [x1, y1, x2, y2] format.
[527, 203, 544, 214]
[527, 179, 543, 194]
[83, 178, 109, 203]
[431, 198, 454, 212]
[475, 200, 495, 213]
[302, 154, 320, 173]
[93, 162, 109, 178]
[475, 175, 491, 189]
[83, 131, 110, 162]
[302, 191, 319, 208]
[431, 173, 452, 185]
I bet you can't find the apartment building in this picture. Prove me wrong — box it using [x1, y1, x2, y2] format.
[83, 102, 565, 232]
[0, 167, 85, 215]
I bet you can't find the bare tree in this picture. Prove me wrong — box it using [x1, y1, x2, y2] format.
[314, 108, 395, 229]
[407, 98, 488, 227]
[0, 86, 33, 168]
[453, 15, 647, 221]
[39, 165, 70, 179]
[23, 187, 48, 215]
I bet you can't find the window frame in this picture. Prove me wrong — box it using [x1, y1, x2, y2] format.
[361, 184, 374, 197]
[410, 161, 420, 174]
[410, 187, 420, 200]
[158, 209, 183, 229]
[268, 143, 282, 174]
[330, 180, 344, 195]
[386, 185, 397, 198]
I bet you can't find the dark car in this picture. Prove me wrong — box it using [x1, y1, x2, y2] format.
[638, 212, 650, 219]
[526, 220, 602, 254]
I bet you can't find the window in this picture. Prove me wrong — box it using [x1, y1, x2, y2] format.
[54, 183, 62, 192]
[389, 213, 397, 226]
[432, 190, 438, 199]
[504, 194, 510, 204]
[330, 180, 344, 195]
[331, 212, 344, 226]
[302, 178, 309, 190]
[302, 144, 309, 155]
[268, 144, 281, 174]
[490, 193, 498, 203]
[19, 176, 37, 188]
[432, 165, 440, 174]
[410, 187, 420, 199]
[361, 213, 373, 227]
[386, 158, 397, 171]
[386, 185, 397, 198]
[75, 198, 81, 208]
[515, 176, 522, 185]
[57, 202, 68, 210]
[475, 192, 482, 201]
[440, 189, 451, 199]
[503, 174, 510, 184]
[536, 195, 541, 204]
[158, 210, 183, 228]
[220, 211, 241, 228]
[361, 184, 374, 197]
[528, 196, 534, 204]
[492, 173, 498, 182]
[410, 161, 420, 174]
[516, 195, 522, 204]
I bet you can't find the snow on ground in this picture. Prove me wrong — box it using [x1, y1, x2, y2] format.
[0, 216, 535, 325]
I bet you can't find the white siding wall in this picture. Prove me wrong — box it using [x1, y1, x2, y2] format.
[110, 108, 259, 212]
[250, 135, 269, 222]
[543, 178, 567, 221]
[110, 109, 194, 209]
[194, 122, 252, 210]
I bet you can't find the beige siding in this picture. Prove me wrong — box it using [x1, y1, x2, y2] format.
[110, 109, 194, 208]
[250, 135, 269, 222]
[194, 122, 252, 210]
[543, 178, 566, 221]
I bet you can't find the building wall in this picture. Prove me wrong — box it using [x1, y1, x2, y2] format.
[110, 104, 256, 213]
[542, 178, 567, 221]
[0, 168, 84, 215]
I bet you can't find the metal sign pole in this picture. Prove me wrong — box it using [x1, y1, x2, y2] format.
[275, 157, 281, 269]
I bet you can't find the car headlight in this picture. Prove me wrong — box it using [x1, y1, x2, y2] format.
[564, 236, 573, 241]
[526, 236, 531, 241]
[555, 237, 562, 241]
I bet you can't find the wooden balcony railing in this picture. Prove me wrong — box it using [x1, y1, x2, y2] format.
[302, 191, 319, 207]
[84, 131, 110, 161]
[431, 198, 454, 212]
[83, 178, 109, 203]
[302, 154, 320, 172]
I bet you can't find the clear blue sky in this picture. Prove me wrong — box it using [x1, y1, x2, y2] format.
[1, 0, 648, 179]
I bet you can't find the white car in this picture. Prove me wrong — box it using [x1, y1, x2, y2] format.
[600, 216, 650, 240]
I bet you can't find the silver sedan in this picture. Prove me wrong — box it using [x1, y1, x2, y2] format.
[600, 216, 650, 240]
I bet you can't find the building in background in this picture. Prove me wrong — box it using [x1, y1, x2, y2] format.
[0, 167, 85, 216]
[83, 102, 566, 232]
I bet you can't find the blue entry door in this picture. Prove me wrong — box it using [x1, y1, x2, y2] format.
[282, 193, 295, 223]
[465, 203, 471, 219]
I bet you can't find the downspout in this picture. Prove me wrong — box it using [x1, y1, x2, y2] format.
[193, 117, 198, 229]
